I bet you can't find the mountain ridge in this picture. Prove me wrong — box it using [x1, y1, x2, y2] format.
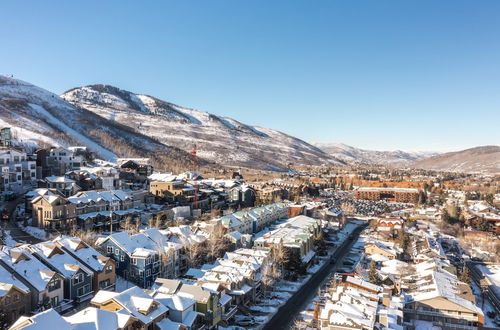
[60, 84, 343, 170]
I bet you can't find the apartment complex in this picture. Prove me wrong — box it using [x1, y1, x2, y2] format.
[354, 187, 419, 203]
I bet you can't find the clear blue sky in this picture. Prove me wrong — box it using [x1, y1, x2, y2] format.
[1, 1, 499, 151]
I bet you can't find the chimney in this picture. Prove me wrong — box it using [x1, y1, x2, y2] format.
[382, 287, 391, 307]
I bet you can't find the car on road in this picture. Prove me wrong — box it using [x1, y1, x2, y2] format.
[1, 209, 9, 221]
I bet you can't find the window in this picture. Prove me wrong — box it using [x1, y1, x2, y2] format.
[13, 294, 19, 302]
[48, 278, 61, 292]
[131, 258, 137, 265]
[4, 296, 10, 305]
[120, 255, 125, 262]
[99, 279, 111, 289]
[73, 273, 84, 285]
[107, 246, 113, 253]
[105, 265, 113, 273]
[146, 269, 151, 277]
[50, 296, 59, 307]
[115, 249, 120, 255]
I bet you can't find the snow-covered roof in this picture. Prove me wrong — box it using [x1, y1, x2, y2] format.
[0, 263, 30, 296]
[10, 308, 72, 330]
[92, 286, 168, 326]
[29, 242, 93, 278]
[0, 247, 59, 292]
[64, 306, 132, 330]
[54, 236, 109, 272]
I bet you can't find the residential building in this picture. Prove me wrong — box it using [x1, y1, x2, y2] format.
[0, 247, 65, 312]
[54, 236, 116, 292]
[354, 187, 419, 203]
[0, 263, 31, 327]
[31, 194, 77, 230]
[0, 148, 36, 192]
[28, 242, 94, 304]
[91, 286, 168, 329]
[96, 231, 169, 288]
[403, 261, 484, 329]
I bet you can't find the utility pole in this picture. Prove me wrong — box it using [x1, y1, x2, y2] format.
[109, 211, 113, 235]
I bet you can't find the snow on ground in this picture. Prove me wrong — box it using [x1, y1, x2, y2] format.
[471, 280, 497, 328]
[19, 225, 53, 240]
[29, 104, 116, 161]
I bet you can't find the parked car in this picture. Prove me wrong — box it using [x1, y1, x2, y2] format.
[1, 209, 8, 221]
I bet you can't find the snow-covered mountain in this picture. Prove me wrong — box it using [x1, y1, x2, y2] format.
[411, 146, 500, 174]
[0, 74, 195, 170]
[314, 142, 438, 167]
[61, 84, 343, 170]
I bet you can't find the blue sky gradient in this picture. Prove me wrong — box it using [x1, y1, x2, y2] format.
[1, 1, 499, 151]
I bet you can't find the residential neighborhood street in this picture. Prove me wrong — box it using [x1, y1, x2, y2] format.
[263, 223, 367, 330]
[1, 196, 41, 245]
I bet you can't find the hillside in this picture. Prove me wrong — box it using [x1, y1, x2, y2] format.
[61, 84, 343, 170]
[0, 74, 196, 171]
[314, 142, 437, 167]
[411, 145, 500, 174]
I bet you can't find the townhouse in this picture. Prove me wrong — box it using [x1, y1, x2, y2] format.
[68, 190, 138, 230]
[254, 215, 321, 269]
[31, 194, 77, 230]
[403, 261, 484, 329]
[54, 236, 116, 291]
[96, 231, 168, 288]
[0, 148, 36, 192]
[27, 242, 94, 303]
[217, 202, 288, 235]
[0, 263, 31, 326]
[43, 176, 80, 197]
[152, 278, 227, 329]
[0, 247, 65, 312]
[91, 286, 168, 329]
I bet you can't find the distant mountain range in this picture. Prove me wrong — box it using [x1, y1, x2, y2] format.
[313, 142, 438, 167]
[411, 145, 500, 174]
[1, 74, 496, 174]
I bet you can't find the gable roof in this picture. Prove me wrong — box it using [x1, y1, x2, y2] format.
[0, 247, 59, 292]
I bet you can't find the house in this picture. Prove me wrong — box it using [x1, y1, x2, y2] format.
[403, 261, 484, 329]
[28, 242, 94, 304]
[0, 263, 31, 327]
[65, 170, 103, 191]
[229, 184, 256, 207]
[31, 194, 77, 230]
[54, 236, 116, 292]
[64, 306, 135, 329]
[151, 291, 200, 329]
[84, 166, 120, 190]
[49, 147, 85, 171]
[377, 217, 404, 234]
[68, 190, 138, 230]
[0, 148, 36, 193]
[0, 247, 65, 312]
[43, 176, 80, 197]
[96, 231, 171, 288]
[91, 286, 168, 329]
[152, 278, 223, 328]
[9, 308, 72, 330]
[364, 241, 400, 260]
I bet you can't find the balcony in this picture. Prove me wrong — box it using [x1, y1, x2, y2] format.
[222, 305, 238, 320]
[403, 308, 479, 321]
